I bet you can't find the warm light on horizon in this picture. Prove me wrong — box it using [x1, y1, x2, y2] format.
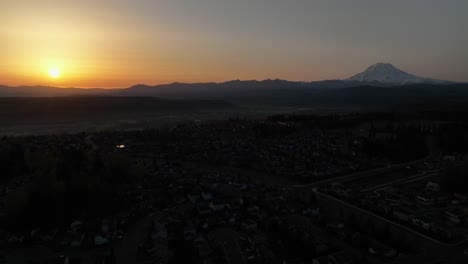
[1, 0, 467, 88]
[48, 67, 61, 79]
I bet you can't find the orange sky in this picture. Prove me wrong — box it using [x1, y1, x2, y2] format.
[1, 0, 467, 88]
[0, 1, 333, 88]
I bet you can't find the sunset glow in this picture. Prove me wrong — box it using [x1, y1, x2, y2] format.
[48, 68, 60, 79]
[1, 0, 467, 88]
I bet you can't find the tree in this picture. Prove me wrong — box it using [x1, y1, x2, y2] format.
[439, 161, 468, 193]
[4, 187, 29, 228]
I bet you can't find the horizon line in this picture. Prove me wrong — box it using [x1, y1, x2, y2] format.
[1, 78, 349, 90]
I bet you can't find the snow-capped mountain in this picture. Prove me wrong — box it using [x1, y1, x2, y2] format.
[347, 63, 447, 85]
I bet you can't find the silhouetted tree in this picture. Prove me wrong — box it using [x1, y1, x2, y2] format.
[439, 161, 468, 192]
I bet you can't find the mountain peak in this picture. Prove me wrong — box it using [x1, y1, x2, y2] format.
[367, 62, 397, 70]
[347, 63, 444, 85]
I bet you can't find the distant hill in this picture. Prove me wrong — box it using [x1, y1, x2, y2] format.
[0, 80, 369, 101]
[347, 63, 449, 85]
[1, 63, 466, 110]
[1, 82, 467, 110]
[0, 85, 110, 97]
[113, 81, 468, 109]
[0, 97, 234, 126]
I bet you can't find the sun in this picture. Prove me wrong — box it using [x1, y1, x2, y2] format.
[48, 67, 61, 78]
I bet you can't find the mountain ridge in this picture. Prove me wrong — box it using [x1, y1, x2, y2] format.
[0, 63, 460, 103]
[348, 63, 449, 85]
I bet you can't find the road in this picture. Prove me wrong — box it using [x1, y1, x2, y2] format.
[294, 155, 429, 189]
[312, 189, 468, 263]
[360, 171, 438, 193]
[313, 188, 455, 245]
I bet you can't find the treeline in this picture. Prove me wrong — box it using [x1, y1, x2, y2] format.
[267, 112, 415, 130]
[439, 161, 468, 193]
[437, 123, 468, 154]
[362, 125, 429, 163]
[1, 142, 143, 230]
[0, 97, 233, 125]
[269, 113, 430, 163]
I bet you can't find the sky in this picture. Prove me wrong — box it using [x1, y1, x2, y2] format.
[1, 0, 467, 88]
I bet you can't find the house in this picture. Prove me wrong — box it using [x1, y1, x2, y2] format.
[384, 249, 398, 259]
[201, 192, 214, 201]
[435, 195, 448, 206]
[313, 251, 355, 264]
[416, 194, 434, 206]
[331, 182, 344, 192]
[329, 251, 355, 264]
[241, 219, 258, 232]
[94, 235, 110, 246]
[247, 205, 259, 212]
[184, 224, 197, 240]
[443, 155, 456, 162]
[432, 226, 455, 240]
[445, 209, 465, 219]
[174, 195, 186, 204]
[454, 193, 468, 203]
[71, 234, 84, 247]
[197, 201, 211, 215]
[7, 234, 24, 244]
[412, 217, 433, 230]
[445, 209, 465, 226]
[38, 229, 58, 242]
[425, 182, 440, 192]
[187, 193, 200, 204]
[384, 193, 402, 204]
[70, 220, 84, 233]
[209, 201, 228, 211]
[376, 201, 392, 215]
[315, 243, 329, 255]
[312, 256, 329, 264]
[336, 188, 352, 198]
[393, 209, 413, 222]
[194, 236, 213, 259]
[303, 207, 321, 217]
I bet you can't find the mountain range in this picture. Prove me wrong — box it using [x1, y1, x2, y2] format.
[347, 63, 448, 85]
[1, 63, 466, 109]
